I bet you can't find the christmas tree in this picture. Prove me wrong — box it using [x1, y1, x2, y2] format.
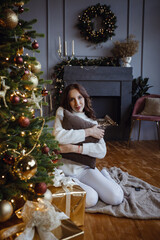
[0, 0, 61, 222]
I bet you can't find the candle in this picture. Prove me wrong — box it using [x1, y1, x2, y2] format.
[50, 94, 53, 111]
[58, 36, 61, 54]
[72, 40, 74, 56]
[65, 41, 67, 56]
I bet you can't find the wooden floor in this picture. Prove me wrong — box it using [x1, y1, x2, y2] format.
[83, 141, 160, 240]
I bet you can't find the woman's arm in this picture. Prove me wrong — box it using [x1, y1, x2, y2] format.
[53, 107, 87, 144]
[59, 138, 106, 159]
[85, 125, 104, 140]
[53, 107, 105, 154]
[82, 138, 107, 159]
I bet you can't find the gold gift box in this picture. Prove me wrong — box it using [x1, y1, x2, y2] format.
[48, 185, 86, 226]
[0, 215, 84, 240]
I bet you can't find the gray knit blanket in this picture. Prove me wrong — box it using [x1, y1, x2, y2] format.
[85, 167, 160, 219]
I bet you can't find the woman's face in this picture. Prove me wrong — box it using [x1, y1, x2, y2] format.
[69, 89, 85, 112]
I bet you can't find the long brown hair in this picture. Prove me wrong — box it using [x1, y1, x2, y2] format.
[60, 83, 96, 120]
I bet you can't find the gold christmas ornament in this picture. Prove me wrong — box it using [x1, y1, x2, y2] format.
[22, 72, 38, 90]
[17, 155, 37, 180]
[0, 200, 13, 222]
[31, 61, 41, 73]
[43, 189, 53, 203]
[3, 9, 18, 29]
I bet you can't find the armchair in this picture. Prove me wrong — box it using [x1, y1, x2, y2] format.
[128, 94, 160, 146]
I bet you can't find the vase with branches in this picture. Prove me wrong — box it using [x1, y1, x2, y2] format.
[111, 35, 139, 67]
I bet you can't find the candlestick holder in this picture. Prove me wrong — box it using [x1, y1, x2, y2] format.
[57, 38, 75, 60]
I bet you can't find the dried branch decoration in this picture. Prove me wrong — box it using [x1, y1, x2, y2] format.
[111, 35, 139, 58]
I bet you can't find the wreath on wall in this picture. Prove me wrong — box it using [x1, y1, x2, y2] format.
[77, 3, 117, 44]
[52, 57, 120, 113]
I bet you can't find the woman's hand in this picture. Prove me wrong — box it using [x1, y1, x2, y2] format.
[59, 144, 82, 154]
[85, 125, 105, 140]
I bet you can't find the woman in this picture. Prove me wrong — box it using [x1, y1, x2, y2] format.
[53, 83, 124, 208]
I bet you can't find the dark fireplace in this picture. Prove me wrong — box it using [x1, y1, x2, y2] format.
[63, 66, 133, 141]
[91, 96, 121, 123]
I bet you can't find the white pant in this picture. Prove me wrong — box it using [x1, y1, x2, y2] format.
[73, 167, 124, 208]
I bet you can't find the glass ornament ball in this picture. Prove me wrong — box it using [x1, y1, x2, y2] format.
[0, 200, 13, 222]
[18, 116, 30, 128]
[15, 55, 23, 64]
[10, 95, 20, 104]
[17, 155, 37, 180]
[32, 40, 39, 49]
[42, 146, 50, 154]
[3, 9, 18, 29]
[18, 6, 24, 13]
[35, 182, 47, 195]
[22, 73, 38, 90]
[31, 61, 41, 73]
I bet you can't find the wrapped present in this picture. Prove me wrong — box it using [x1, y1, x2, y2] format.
[0, 199, 84, 240]
[48, 169, 86, 226]
[48, 185, 86, 227]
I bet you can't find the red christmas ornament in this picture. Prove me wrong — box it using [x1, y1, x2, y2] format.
[52, 159, 58, 164]
[35, 182, 47, 195]
[2, 153, 15, 165]
[10, 95, 20, 104]
[41, 89, 48, 96]
[15, 55, 23, 64]
[42, 146, 50, 154]
[18, 6, 24, 13]
[18, 116, 30, 127]
[32, 40, 39, 49]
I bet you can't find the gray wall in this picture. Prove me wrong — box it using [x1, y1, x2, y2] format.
[23, 0, 160, 140]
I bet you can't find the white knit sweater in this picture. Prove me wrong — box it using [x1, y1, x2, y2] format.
[53, 107, 107, 177]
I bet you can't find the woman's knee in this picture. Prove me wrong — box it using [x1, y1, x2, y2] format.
[108, 187, 124, 205]
[101, 185, 124, 205]
[85, 188, 98, 208]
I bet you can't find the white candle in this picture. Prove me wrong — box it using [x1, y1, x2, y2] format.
[72, 40, 74, 56]
[50, 94, 53, 111]
[65, 41, 67, 56]
[58, 36, 61, 54]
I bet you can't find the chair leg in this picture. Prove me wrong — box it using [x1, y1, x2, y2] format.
[128, 120, 136, 147]
[138, 120, 141, 141]
[156, 121, 160, 148]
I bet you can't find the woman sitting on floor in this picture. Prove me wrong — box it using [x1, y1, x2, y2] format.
[53, 83, 124, 208]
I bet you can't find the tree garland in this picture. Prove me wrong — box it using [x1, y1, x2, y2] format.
[52, 57, 120, 113]
[77, 3, 117, 44]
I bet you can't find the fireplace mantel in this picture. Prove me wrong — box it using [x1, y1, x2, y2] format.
[63, 66, 133, 140]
